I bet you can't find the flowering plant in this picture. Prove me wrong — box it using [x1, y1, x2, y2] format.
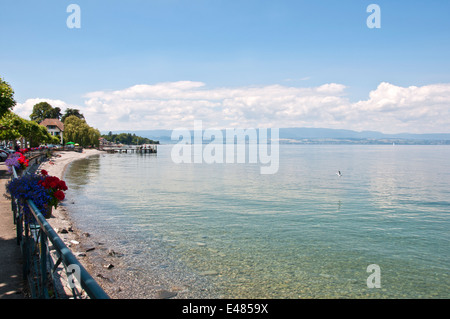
[6, 169, 68, 219]
[5, 152, 29, 173]
[38, 169, 68, 208]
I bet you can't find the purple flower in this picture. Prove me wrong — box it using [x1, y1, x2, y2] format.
[5, 153, 22, 173]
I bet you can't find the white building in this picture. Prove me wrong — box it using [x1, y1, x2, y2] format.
[40, 118, 64, 144]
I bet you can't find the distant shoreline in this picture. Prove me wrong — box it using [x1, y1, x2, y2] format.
[104, 127, 450, 146]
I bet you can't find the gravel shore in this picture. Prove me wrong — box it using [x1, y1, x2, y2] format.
[38, 149, 219, 299]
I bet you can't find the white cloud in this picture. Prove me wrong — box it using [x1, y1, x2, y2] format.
[14, 81, 450, 134]
[13, 98, 74, 121]
[351, 82, 450, 133]
[80, 81, 351, 131]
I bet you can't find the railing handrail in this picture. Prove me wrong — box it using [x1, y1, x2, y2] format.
[11, 161, 110, 299]
[26, 200, 110, 299]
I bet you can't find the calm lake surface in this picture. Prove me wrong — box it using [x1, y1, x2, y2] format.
[64, 145, 450, 298]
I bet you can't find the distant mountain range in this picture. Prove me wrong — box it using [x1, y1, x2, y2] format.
[103, 127, 450, 145]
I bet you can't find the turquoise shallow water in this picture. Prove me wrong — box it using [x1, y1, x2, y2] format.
[65, 145, 450, 298]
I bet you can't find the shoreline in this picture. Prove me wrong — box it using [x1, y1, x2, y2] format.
[39, 149, 132, 298]
[37, 149, 105, 240]
[37, 149, 218, 299]
[36, 149, 120, 297]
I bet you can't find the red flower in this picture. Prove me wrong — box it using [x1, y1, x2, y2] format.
[41, 176, 62, 189]
[54, 190, 65, 201]
[41, 170, 48, 176]
[58, 180, 68, 191]
[15, 153, 29, 168]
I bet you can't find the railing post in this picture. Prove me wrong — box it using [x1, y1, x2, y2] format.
[21, 199, 30, 281]
[39, 230, 48, 298]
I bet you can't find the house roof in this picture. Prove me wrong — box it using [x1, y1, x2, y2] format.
[40, 118, 64, 131]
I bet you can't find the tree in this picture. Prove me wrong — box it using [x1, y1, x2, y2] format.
[49, 107, 62, 120]
[63, 115, 100, 147]
[0, 78, 59, 146]
[100, 132, 159, 145]
[20, 120, 59, 147]
[0, 110, 58, 146]
[0, 111, 22, 141]
[0, 76, 16, 117]
[61, 108, 84, 122]
[30, 102, 61, 123]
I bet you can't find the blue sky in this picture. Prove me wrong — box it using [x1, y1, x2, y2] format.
[1, 1, 450, 133]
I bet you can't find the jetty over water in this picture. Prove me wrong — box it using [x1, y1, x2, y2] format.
[101, 144, 157, 154]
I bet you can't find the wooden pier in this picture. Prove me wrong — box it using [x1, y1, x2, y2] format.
[101, 145, 157, 154]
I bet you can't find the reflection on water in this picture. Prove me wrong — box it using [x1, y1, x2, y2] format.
[65, 145, 450, 298]
[66, 155, 101, 190]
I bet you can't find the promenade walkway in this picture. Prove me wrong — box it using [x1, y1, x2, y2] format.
[0, 162, 25, 299]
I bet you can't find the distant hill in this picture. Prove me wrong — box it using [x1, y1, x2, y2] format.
[102, 128, 450, 145]
[279, 128, 450, 142]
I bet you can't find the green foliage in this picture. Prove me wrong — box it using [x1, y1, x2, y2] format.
[0, 78, 93, 147]
[63, 115, 100, 147]
[61, 108, 84, 122]
[101, 132, 159, 145]
[0, 111, 56, 145]
[0, 77, 16, 117]
[0, 111, 22, 140]
[30, 102, 62, 122]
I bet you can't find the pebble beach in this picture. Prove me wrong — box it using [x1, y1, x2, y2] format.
[38, 149, 218, 299]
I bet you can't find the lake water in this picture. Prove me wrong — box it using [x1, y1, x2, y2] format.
[64, 145, 450, 298]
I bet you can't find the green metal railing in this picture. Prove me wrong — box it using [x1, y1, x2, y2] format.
[10, 159, 109, 299]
